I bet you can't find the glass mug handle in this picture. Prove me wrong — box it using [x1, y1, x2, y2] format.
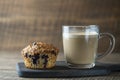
[97, 33, 115, 60]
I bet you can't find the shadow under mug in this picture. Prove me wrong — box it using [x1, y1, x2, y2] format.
[62, 25, 115, 69]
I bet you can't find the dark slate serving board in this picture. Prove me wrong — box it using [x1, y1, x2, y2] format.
[16, 61, 120, 78]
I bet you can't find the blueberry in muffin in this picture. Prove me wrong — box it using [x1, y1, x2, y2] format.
[21, 42, 59, 69]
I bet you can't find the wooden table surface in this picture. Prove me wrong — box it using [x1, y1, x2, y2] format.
[0, 51, 120, 80]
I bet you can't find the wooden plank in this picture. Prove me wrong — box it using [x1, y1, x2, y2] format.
[0, 70, 120, 80]
[0, 52, 120, 79]
[0, 0, 119, 53]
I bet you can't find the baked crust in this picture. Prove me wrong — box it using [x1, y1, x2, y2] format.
[22, 42, 59, 55]
[21, 42, 59, 69]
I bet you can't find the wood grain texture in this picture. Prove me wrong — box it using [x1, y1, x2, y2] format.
[0, 52, 120, 80]
[0, 0, 119, 53]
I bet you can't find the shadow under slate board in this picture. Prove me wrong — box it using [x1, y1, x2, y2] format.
[16, 61, 120, 78]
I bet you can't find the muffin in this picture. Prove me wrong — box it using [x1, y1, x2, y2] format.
[21, 42, 59, 69]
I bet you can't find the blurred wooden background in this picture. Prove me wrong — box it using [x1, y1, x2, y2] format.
[0, 0, 120, 53]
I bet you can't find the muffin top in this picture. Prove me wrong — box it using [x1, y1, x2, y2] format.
[22, 42, 59, 55]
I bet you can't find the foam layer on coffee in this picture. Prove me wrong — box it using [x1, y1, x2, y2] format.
[63, 32, 98, 38]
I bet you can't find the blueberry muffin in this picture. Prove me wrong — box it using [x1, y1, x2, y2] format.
[21, 42, 59, 69]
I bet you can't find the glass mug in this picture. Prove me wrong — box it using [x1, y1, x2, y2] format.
[62, 25, 115, 69]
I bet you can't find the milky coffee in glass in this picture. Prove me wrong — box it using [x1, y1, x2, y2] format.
[63, 25, 115, 68]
